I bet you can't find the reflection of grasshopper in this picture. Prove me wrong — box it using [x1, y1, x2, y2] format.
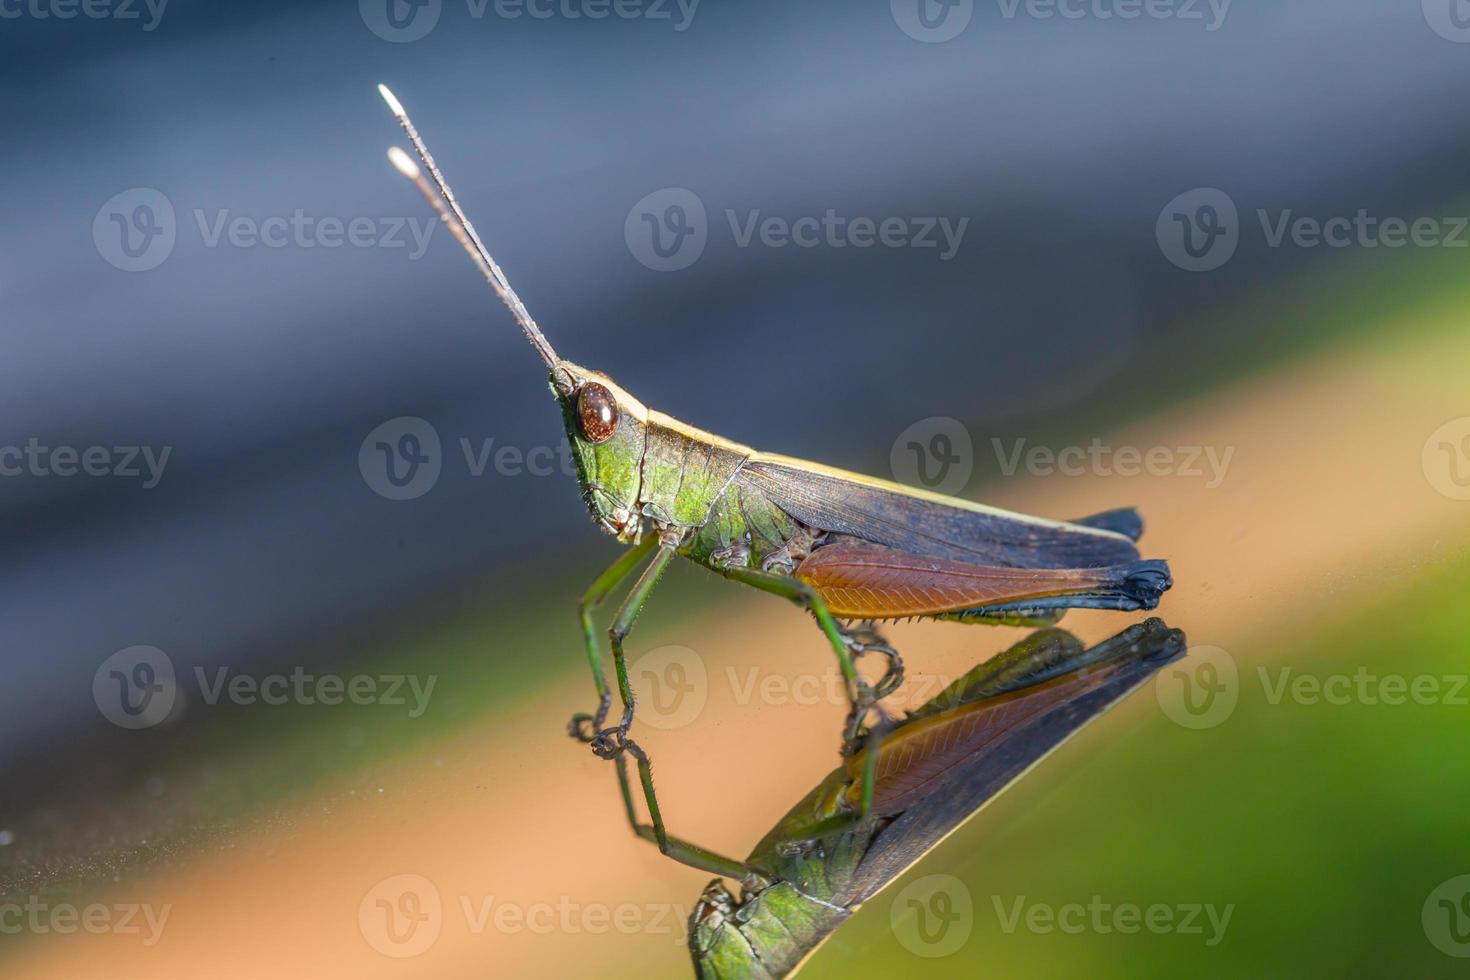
[690, 620, 1186, 978]
[378, 88, 1173, 876]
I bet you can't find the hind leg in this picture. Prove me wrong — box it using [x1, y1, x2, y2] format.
[721, 566, 887, 751]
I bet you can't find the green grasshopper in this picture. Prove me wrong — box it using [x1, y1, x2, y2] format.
[378, 86, 1172, 877]
[689, 619, 1186, 978]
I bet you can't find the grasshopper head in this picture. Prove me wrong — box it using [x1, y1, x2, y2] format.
[375, 92, 652, 541]
[551, 362, 649, 542]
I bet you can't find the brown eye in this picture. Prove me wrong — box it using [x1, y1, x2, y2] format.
[577, 383, 619, 444]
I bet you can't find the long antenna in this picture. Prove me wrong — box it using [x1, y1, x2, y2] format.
[378, 84, 560, 370]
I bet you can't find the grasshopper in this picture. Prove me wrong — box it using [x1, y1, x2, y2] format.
[689, 619, 1187, 978]
[378, 86, 1172, 877]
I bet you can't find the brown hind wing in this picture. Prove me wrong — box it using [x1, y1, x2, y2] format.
[793, 543, 1168, 619]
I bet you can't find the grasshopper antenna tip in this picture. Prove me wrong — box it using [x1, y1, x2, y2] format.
[386, 145, 420, 179]
[377, 85, 562, 371]
[377, 83, 406, 119]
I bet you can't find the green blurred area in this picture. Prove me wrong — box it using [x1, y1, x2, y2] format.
[811, 547, 1470, 979]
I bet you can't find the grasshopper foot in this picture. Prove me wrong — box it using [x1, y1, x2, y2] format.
[591, 725, 629, 760]
[841, 622, 906, 702]
[567, 694, 612, 742]
[568, 713, 597, 742]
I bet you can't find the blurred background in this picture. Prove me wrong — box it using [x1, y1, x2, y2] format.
[3, 0, 1470, 975]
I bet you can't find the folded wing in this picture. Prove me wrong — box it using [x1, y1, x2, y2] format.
[739, 453, 1144, 569]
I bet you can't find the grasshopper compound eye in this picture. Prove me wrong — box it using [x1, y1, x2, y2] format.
[577, 383, 619, 444]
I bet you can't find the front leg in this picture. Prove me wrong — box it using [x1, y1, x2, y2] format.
[584, 533, 753, 878]
[612, 742, 751, 879]
[568, 535, 658, 743]
[590, 534, 678, 759]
